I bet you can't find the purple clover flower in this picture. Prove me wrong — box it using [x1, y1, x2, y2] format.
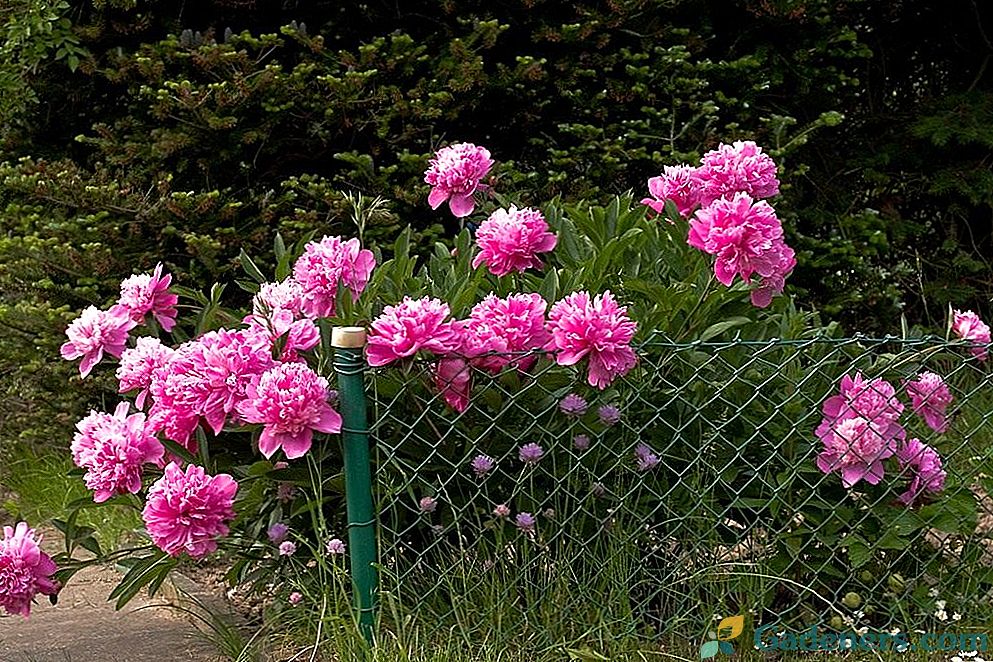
[279, 541, 297, 556]
[559, 393, 588, 417]
[493, 504, 511, 518]
[267, 522, 290, 544]
[515, 512, 536, 533]
[598, 405, 621, 426]
[573, 434, 591, 451]
[519, 443, 545, 464]
[471, 454, 496, 477]
[326, 537, 346, 555]
[419, 496, 438, 513]
[635, 443, 660, 471]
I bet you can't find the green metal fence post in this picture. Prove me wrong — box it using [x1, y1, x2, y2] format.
[332, 326, 377, 646]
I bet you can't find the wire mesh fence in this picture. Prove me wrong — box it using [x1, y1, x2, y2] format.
[367, 334, 993, 641]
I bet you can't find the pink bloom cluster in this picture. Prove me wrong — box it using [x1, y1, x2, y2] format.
[462, 293, 550, 373]
[895, 438, 947, 506]
[424, 142, 494, 217]
[642, 142, 793, 307]
[117, 337, 175, 409]
[292, 236, 376, 318]
[71, 402, 164, 503]
[60, 305, 136, 378]
[905, 372, 953, 433]
[815, 372, 905, 488]
[118, 264, 179, 331]
[472, 206, 557, 277]
[142, 462, 238, 558]
[641, 165, 697, 218]
[952, 309, 991, 360]
[367, 297, 461, 367]
[688, 192, 796, 308]
[237, 362, 342, 459]
[0, 522, 59, 617]
[61, 264, 181, 378]
[147, 329, 274, 447]
[815, 371, 949, 504]
[546, 291, 638, 389]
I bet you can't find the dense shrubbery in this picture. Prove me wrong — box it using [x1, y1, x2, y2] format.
[1, 1, 991, 499]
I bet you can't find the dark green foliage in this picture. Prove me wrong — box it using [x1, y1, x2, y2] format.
[1, 0, 991, 455]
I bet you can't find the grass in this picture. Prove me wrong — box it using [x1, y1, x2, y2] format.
[0, 443, 142, 549]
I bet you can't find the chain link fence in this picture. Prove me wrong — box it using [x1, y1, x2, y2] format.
[366, 335, 993, 642]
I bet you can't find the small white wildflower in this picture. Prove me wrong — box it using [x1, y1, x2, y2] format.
[953, 612, 962, 621]
[929, 587, 940, 597]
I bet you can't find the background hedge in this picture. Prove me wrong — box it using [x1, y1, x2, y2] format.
[1, 0, 991, 452]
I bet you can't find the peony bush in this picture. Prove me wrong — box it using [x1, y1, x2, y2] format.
[3, 139, 989, 647]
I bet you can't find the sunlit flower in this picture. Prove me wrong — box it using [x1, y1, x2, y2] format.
[692, 140, 780, 207]
[236, 362, 341, 460]
[462, 293, 549, 373]
[424, 142, 494, 217]
[117, 337, 175, 409]
[60, 305, 137, 378]
[292, 236, 376, 318]
[70, 402, 164, 503]
[952, 309, 991, 360]
[641, 165, 699, 218]
[472, 206, 557, 277]
[142, 462, 238, 558]
[117, 263, 179, 331]
[367, 297, 460, 366]
[545, 291, 638, 389]
[0, 522, 60, 617]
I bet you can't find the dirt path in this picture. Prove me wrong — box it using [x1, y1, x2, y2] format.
[0, 561, 218, 662]
[0, 514, 218, 662]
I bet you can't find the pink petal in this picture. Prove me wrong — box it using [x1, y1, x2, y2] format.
[448, 193, 476, 218]
[428, 187, 448, 210]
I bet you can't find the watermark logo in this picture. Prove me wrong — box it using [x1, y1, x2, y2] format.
[700, 615, 744, 659]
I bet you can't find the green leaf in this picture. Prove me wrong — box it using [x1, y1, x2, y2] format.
[238, 249, 267, 283]
[699, 317, 752, 342]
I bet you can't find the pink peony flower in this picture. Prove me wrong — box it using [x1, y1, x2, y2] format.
[253, 279, 305, 317]
[142, 462, 238, 558]
[71, 402, 164, 503]
[462, 293, 549, 373]
[545, 291, 638, 389]
[60, 305, 137, 378]
[816, 372, 905, 442]
[471, 206, 557, 277]
[117, 263, 179, 332]
[433, 355, 472, 412]
[641, 165, 699, 218]
[0, 522, 59, 617]
[816, 416, 902, 488]
[117, 337, 175, 409]
[688, 192, 795, 307]
[245, 309, 320, 363]
[895, 438, 946, 506]
[905, 372, 953, 433]
[292, 236, 376, 319]
[692, 140, 780, 207]
[367, 297, 461, 366]
[236, 362, 342, 460]
[424, 142, 494, 217]
[149, 329, 274, 442]
[952, 309, 991, 360]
